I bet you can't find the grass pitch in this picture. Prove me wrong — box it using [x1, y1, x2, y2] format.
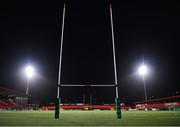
[0, 110, 180, 126]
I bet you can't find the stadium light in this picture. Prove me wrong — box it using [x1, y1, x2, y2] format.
[138, 60, 148, 103]
[138, 64, 148, 76]
[25, 65, 34, 79]
[24, 65, 35, 95]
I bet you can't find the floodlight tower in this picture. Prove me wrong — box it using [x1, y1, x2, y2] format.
[138, 58, 148, 102]
[110, 4, 121, 119]
[25, 65, 34, 96]
[25, 65, 34, 97]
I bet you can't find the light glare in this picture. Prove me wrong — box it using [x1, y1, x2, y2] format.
[25, 65, 34, 79]
[138, 64, 148, 76]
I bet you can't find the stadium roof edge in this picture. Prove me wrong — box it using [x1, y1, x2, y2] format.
[136, 95, 180, 104]
[0, 86, 28, 97]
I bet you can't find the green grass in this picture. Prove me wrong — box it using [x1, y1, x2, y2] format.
[0, 110, 180, 126]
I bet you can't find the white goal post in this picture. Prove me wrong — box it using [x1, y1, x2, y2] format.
[55, 3, 122, 119]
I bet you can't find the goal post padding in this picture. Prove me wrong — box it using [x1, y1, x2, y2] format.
[55, 98, 60, 118]
[115, 98, 121, 119]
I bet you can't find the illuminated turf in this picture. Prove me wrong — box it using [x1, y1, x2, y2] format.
[0, 110, 180, 126]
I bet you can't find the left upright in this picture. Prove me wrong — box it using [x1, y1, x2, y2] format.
[55, 3, 66, 119]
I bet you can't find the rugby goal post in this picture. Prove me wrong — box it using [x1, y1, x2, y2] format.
[55, 3, 121, 119]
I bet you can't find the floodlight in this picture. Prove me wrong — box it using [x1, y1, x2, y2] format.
[25, 65, 34, 79]
[138, 64, 148, 76]
[137, 63, 149, 103]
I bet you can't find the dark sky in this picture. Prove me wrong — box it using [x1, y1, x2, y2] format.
[0, 0, 180, 105]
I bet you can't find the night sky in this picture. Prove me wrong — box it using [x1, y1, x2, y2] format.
[0, 0, 180, 105]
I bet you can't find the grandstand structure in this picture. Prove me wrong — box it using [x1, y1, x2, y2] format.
[135, 95, 180, 110]
[42, 104, 131, 110]
[0, 87, 27, 110]
[41, 95, 180, 111]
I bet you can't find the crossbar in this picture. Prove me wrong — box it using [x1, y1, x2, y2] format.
[60, 84, 115, 87]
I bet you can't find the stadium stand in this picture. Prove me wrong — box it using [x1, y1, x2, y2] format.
[0, 87, 28, 110]
[135, 95, 180, 110]
[42, 104, 131, 110]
